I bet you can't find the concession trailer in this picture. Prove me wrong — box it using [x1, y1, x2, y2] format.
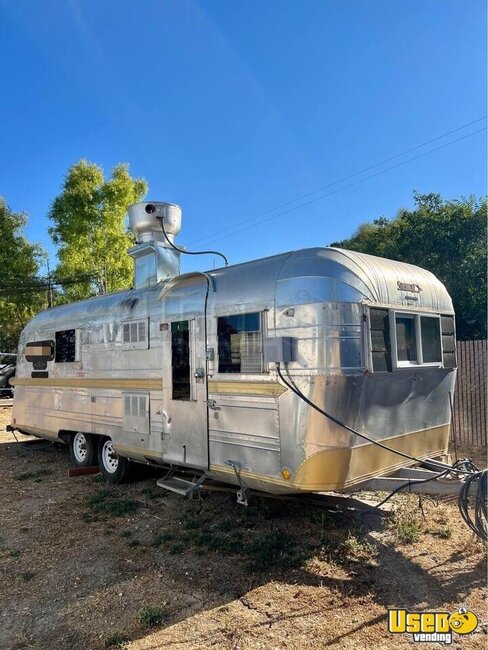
[11, 201, 458, 500]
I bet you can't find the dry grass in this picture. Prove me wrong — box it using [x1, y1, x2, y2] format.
[0, 407, 486, 650]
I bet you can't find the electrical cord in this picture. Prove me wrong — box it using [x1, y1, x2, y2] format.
[458, 469, 487, 541]
[374, 457, 478, 507]
[275, 363, 459, 473]
[159, 217, 228, 267]
[375, 470, 452, 507]
[276, 363, 487, 539]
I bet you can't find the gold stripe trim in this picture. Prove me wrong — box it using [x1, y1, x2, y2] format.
[11, 377, 162, 390]
[209, 463, 284, 483]
[208, 380, 287, 397]
[293, 424, 449, 490]
[114, 444, 164, 460]
[211, 425, 449, 491]
[13, 425, 59, 441]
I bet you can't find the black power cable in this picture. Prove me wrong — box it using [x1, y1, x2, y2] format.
[458, 469, 488, 541]
[158, 216, 228, 267]
[375, 470, 452, 508]
[275, 363, 457, 473]
[275, 363, 488, 539]
[375, 457, 479, 507]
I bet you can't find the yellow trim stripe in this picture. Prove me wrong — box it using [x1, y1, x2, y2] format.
[11, 377, 162, 390]
[293, 424, 449, 490]
[12, 377, 284, 397]
[114, 444, 164, 460]
[12, 425, 59, 441]
[210, 425, 449, 491]
[208, 380, 287, 397]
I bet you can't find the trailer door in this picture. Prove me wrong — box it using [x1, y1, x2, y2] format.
[160, 274, 209, 470]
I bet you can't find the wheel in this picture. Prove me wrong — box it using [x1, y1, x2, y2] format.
[97, 437, 130, 483]
[69, 432, 97, 467]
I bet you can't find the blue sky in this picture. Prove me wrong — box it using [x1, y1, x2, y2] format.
[0, 0, 486, 274]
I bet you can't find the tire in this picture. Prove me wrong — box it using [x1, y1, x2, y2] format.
[97, 437, 130, 483]
[69, 432, 97, 467]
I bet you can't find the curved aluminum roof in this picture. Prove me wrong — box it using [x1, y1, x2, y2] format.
[22, 246, 453, 337]
[328, 247, 453, 312]
[276, 247, 453, 312]
[272, 247, 453, 312]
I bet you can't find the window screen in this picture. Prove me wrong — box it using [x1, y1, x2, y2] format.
[55, 329, 76, 363]
[218, 312, 262, 373]
[420, 317, 442, 363]
[395, 316, 417, 363]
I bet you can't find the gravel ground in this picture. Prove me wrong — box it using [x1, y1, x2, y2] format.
[0, 407, 486, 650]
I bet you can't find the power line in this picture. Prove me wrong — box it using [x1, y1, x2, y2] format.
[188, 116, 487, 248]
[189, 126, 487, 248]
[0, 272, 102, 294]
[2, 272, 100, 284]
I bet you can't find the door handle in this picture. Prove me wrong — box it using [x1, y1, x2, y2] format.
[207, 399, 221, 411]
[194, 368, 205, 379]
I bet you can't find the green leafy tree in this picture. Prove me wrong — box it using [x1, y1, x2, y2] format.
[331, 192, 487, 340]
[0, 198, 46, 351]
[48, 160, 147, 301]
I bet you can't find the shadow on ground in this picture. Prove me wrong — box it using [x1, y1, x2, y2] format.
[0, 435, 485, 650]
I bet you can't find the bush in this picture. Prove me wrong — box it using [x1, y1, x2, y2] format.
[136, 607, 165, 628]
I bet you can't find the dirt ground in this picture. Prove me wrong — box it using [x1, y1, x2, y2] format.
[0, 406, 486, 650]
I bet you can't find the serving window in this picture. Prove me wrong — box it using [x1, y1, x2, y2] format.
[369, 308, 449, 371]
[217, 312, 263, 374]
[390, 312, 442, 368]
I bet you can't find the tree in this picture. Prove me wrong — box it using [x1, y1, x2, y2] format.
[331, 192, 487, 340]
[48, 160, 147, 301]
[0, 198, 46, 351]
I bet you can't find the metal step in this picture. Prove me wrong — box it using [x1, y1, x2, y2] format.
[156, 475, 205, 496]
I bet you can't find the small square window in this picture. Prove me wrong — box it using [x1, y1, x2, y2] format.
[217, 313, 262, 374]
[55, 330, 76, 363]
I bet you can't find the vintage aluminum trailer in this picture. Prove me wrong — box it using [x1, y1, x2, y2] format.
[11, 201, 458, 497]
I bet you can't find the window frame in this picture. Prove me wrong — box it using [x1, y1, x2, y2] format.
[389, 310, 443, 369]
[54, 329, 79, 363]
[171, 319, 191, 401]
[216, 311, 266, 375]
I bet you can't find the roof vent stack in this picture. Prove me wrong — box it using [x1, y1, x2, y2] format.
[127, 201, 182, 289]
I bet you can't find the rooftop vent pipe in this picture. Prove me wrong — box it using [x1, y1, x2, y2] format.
[128, 201, 182, 288]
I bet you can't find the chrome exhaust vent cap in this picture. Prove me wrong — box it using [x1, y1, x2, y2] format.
[128, 201, 181, 244]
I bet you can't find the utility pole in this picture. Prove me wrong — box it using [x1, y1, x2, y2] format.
[46, 260, 53, 308]
[99, 263, 108, 294]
